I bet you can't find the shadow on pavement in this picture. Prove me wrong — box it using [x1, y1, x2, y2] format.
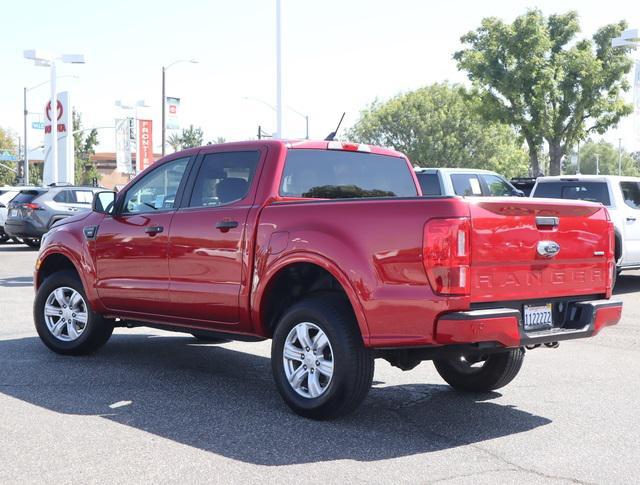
[0, 276, 33, 287]
[0, 334, 551, 465]
[613, 273, 640, 296]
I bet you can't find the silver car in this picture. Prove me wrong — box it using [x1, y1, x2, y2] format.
[5, 184, 102, 248]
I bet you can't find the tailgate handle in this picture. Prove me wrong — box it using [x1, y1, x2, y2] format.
[536, 216, 559, 228]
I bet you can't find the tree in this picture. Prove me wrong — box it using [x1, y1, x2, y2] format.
[563, 140, 639, 176]
[180, 125, 204, 148]
[207, 136, 226, 145]
[0, 127, 17, 186]
[346, 83, 529, 177]
[455, 10, 634, 176]
[167, 133, 182, 152]
[72, 111, 100, 186]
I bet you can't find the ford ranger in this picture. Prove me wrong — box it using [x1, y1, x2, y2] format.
[33, 140, 622, 419]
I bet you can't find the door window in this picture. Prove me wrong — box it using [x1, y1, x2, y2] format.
[451, 174, 483, 196]
[123, 157, 189, 214]
[188, 151, 259, 207]
[482, 174, 514, 196]
[620, 182, 640, 209]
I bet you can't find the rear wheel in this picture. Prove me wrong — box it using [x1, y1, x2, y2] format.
[434, 348, 525, 392]
[271, 295, 374, 419]
[34, 270, 113, 355]
[0, 232, 8, 243]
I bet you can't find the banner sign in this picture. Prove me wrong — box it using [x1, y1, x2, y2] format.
[166, 96, 180, 130]
[137, 119, 153, 172]
[43, 91, 73, 185]
[115, 118, 133, 174]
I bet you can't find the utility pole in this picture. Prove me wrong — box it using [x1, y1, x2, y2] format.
[596, 153, 600, 175]
[23, 87, 28, 184]
[618, 138, 623, 175]
[577, 141, 581, 175]
[275, 0, 283, 139]
[50, 60, 58, 184]
[258, 125, 262, 140]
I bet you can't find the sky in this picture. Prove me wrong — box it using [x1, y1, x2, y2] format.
[0, 0, 638, 156]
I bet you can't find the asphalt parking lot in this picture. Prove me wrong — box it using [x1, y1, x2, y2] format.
[0, 243, 639, 484]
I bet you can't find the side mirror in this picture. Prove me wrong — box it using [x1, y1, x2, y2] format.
[513, 189, 525, 197]
[93, 191, 116, 214]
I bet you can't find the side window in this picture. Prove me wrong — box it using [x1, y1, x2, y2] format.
[451, 174, 483, 196]
[620, 182, 640, 209]
[416, 173, 441, 196]
[123, 157, 189, 214]
[188, 151, 259, 207]
[482, 174, 514, 196]
[53, 190, 71, 203]
[73, 190, 94, 204]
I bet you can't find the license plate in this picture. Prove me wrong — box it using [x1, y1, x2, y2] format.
[523, 303, 553, 330]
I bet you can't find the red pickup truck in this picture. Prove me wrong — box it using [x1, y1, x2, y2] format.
[33, 140, 622, 419]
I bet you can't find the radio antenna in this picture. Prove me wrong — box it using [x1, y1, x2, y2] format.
[324, 112, 346, 141]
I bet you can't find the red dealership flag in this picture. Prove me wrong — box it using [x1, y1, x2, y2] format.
[137, 119, 153, 171]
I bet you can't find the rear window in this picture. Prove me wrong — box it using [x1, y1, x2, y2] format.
[416, 173, 441, 196]
[451, 174, 483, 196]
[533, 181, 610, 206]
[11, 190, 44, 205]
[280, 150, 418, 199]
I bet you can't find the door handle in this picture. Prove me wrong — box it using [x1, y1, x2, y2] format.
[144, 225, 164, 235]
[216, 220, 239, 232]
[627, 217, 636, 222]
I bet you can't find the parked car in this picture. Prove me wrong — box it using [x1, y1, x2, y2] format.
[34, 140, 621, 419]
[414, 167, 524, 197]
[531, 175, 640, 276]
[5, 184, 102, 248]
[510, 177, 539, 196]
[0, 186, 32, 243]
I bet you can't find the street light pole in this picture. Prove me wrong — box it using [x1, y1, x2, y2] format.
[161, 59, 197, 157]
[161, 66, 166, 157]
[23, 87, 28, 184]
[275, 0, 283, 139]
[50, 60, 58, 184]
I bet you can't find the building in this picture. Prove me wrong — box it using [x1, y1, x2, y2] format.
[89, 152, 162, 189]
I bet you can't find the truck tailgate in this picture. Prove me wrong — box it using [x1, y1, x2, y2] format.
[468, 198, 613, 302]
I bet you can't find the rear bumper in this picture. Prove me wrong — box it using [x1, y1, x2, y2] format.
[435, 299, 622, 348]
[4, 219, 44, 238]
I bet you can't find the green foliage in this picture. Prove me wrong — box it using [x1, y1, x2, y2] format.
[207, 136, 226, 145]
[563, 140, 639, 176]
[167, 133, 182, 152]
[0, 127, 18, 186]
[455, 9, 634, 175]
[180, 125, 204, 149]
[72, 111, 100, 186]
[346, 83, 529, 178]
[302, 185, 395, 199]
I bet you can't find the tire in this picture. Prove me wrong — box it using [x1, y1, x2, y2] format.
[271, 294, 374, 420]
[23, 237, 41, 249]
[34, 270, 113, 355]
[434, 348, 525, 393]
[0, 232, 8, 243]
[190, 331, 230, 343]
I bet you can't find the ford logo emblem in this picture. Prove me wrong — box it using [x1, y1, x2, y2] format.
[537, 240, 560, 258]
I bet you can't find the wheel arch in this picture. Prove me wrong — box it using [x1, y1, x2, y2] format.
[252, 252, 370, 344]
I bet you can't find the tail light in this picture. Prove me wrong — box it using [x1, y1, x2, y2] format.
[606, 220, 615, 291]
[423, 217, 471, 295]
[21, 203, 41, 214]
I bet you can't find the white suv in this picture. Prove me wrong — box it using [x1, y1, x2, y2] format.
[531, 175, 640, 273]
[414, 168, 524, 197]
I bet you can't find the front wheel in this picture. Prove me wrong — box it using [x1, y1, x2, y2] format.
[34, 270, 113, 355]
[271, 295, 374, 420]
[434, 348, 525, 392]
